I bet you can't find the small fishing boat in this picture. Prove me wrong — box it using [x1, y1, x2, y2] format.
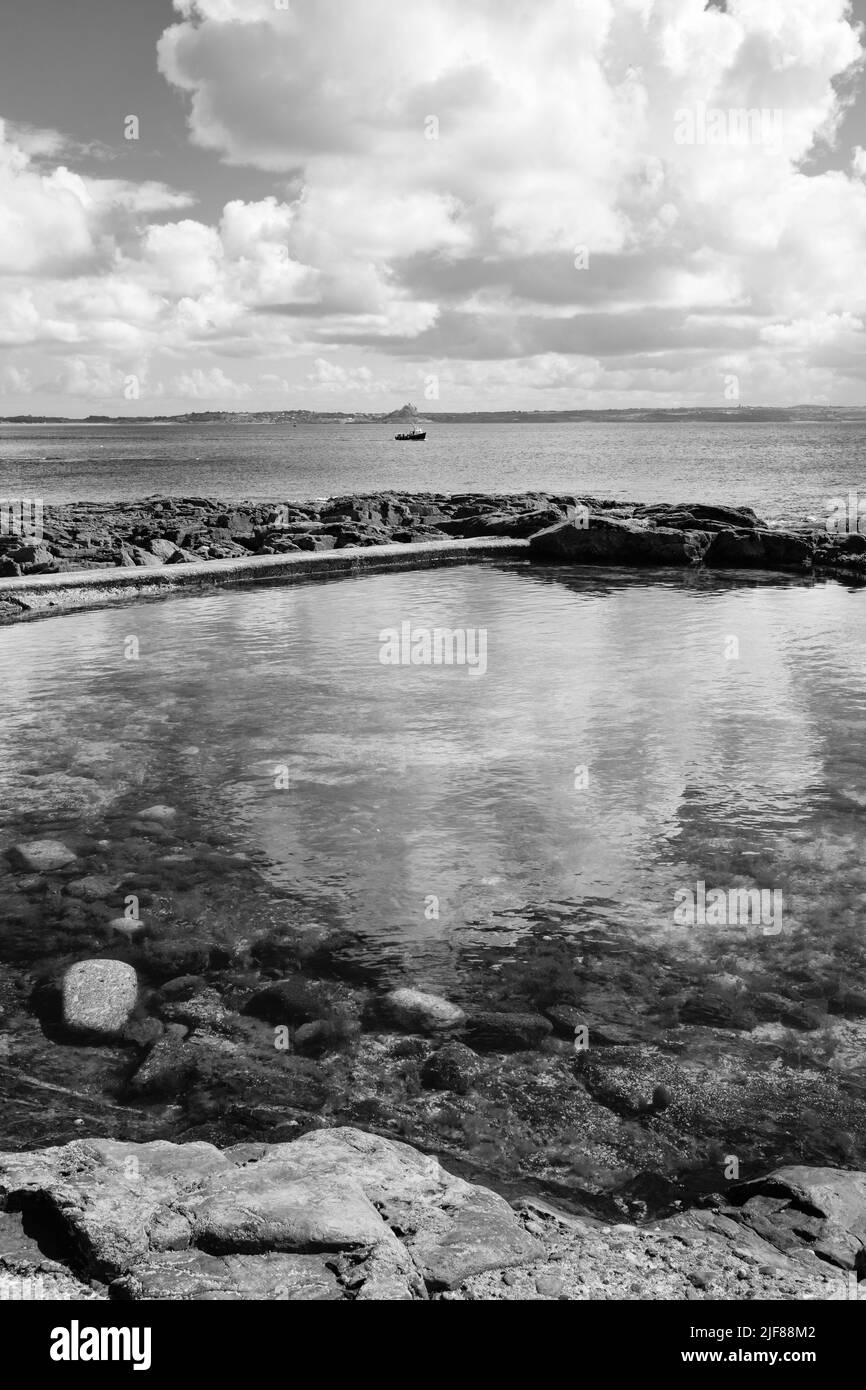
[394, 403, 426, 440]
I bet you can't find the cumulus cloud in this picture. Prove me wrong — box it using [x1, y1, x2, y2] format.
[307, 358, 391, 393]
[171, 366, 252, 399]
[155, 0, 866, 398]
[2, 0, 866, 409]
[0, 364, 32, 395]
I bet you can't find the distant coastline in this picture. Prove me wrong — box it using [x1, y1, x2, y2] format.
[3, 405, 866, 426]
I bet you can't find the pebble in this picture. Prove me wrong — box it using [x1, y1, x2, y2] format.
[535, 1275, 565, 1298]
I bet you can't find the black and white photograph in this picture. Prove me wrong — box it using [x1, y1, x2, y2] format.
[1, 0, 866, 1360]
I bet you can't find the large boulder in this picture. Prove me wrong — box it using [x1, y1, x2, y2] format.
[529, 516, 712, 566]
[703, 529, 813, 570]
[61, 960, 138, 1037]
[726, 1166, 866, 1270]
[0, 1127, 541, 1298]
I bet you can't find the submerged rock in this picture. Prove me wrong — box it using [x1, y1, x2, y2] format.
[8, 840, 77, 873]
[244, 977, 341, 1026]
[381, 988, 467, 1033]
[465, 1010, 553, 1052]
[143, 937, 213, 980]
[61, 959, 138, 1037]
[293, 1017, 360, 1056]
[65, 874, 116, 902]
[136, 805, 178, 825]
[421, 1040, 482, 1094]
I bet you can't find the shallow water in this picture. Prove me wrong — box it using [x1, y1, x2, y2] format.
[2, 562, 866, 995]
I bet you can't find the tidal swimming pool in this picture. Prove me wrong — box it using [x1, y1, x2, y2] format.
[2, 563, 866, 1184]
[3, 562, 866, 966]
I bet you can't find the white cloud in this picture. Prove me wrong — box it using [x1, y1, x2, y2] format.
[307, 359, 390, 393]
[51, 356, 129, 399]
[0, 364, 32, 395]
[2, 1, 866, 408]
[171, 366, 252, 399]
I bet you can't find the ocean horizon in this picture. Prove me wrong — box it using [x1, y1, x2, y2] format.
[3, 417, 866, 524]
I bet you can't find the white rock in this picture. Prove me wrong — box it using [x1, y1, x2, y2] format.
[382, 987, 467, 1033]
[62, 960, 138, 1037]
[8, 840, 77, 873]
[137, 805, 178, 824]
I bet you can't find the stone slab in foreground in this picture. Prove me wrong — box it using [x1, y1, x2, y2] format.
[0, 1129, 861, 1301]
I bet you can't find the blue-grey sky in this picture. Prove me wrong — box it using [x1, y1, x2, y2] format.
[0, 0, 865, 414]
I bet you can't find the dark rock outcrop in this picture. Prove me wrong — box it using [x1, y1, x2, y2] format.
[703, 528, 813, 570]
[529, 516, 713, 566]
[726, 1166, 866, 1271]
[1, 492, 863, 597]
[465, 1010, 553, 1052]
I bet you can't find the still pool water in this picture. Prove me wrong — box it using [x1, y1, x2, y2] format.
[2, 561, 866, 991]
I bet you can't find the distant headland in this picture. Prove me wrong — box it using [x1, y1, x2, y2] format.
[2, 404, 866, 426]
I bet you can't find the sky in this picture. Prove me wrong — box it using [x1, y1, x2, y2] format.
[1, 0, 866, 415]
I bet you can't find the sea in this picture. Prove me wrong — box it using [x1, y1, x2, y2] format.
[2, 418, 866, 524]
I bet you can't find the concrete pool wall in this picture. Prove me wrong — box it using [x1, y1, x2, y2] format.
[0, 536, 530, 623]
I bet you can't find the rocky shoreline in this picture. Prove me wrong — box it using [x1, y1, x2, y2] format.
[1, 491, 865, 624]
[1, 1128, 862, 1300]
[4, 812, 866, 1176]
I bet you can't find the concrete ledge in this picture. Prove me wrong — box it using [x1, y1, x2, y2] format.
[0, 536, 530, 623]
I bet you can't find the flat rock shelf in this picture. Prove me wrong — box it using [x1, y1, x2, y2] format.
[0, 1129, 860, 1301]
